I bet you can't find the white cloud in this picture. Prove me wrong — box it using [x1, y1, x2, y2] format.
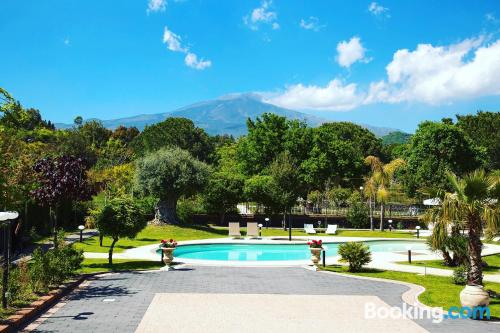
[163, 26, 185, 52]
[185, 52, 212, 70]
[265, 79, 364, 111]
[377, 36, 500, 104]
[147, 0, 167, 13]
[336, 37, 370, 68]
[162, 26, 211, 70]
[244, 0, 279, 31]
[368, 2, 390, 17]
[299, 16, 323, 31]
[265, 36, 500, 111]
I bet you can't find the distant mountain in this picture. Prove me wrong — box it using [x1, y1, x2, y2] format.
[381, 131, 413, 145]
[55, 93, 402, 137]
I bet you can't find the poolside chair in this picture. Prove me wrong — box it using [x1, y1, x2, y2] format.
[228, 222, 241, 239]
[246, 222, 259, 238]
[304, 224, 316, 234]
[325, 224, 338, 235]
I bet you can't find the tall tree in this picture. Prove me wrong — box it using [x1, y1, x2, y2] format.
[364, 156, 406, 231]
[456, 111, 500, 170]
[31, 156, 93, 245]
[135, 118, 213, 162]
[302, 123, 366, 189]
[135, 147, 210, 224]
[404, 121, 483, 196]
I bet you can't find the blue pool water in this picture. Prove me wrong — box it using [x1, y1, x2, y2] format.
[169, 241, 428, 261]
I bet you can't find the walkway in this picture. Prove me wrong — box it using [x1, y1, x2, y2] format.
[22, 266, 498, 333]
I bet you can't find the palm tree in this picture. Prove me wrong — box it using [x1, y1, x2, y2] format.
[364, 156, 406, 231]
[424, 170, 499, 286]
[363, 176, 376, 231]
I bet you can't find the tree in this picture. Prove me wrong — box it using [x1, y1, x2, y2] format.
[404, 121, 483, 195]
[31, 156, 93, 245]
[456, 111, 500, 170]
[424, 170, 499, 286]
[111, 125, 139, 144]
[135, 147, 210, 224]
[135, 118, 213, 162]
[364, 156, 406, 231]
[347, 192, 369, 228]
[237, 114, 312, 176]
[302, 123, 366, 189]
[95, 197, 147, 265]
[203, 171, 245, 224]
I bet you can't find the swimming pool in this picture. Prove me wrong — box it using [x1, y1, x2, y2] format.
[169, 240, 428, 261]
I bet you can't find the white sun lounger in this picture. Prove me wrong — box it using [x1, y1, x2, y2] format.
[229, 222, 241, 238]
[304, 224, 316, 234]
[246, 222, 259, 238]
[325, 224, 338, 235]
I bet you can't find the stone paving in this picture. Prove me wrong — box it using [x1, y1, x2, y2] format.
[25, 266, 499, 333]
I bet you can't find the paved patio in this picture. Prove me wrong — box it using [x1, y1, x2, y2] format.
[23, 266, 499, 333]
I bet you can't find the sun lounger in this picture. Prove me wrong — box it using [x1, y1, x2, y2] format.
[325, 224, 338, 235]
[304, 224, 316, 234]
[229, 222, 241, 238]
[246, 222, 259, 238]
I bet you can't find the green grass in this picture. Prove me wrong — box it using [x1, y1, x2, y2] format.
[78, 258, 163, 274]
[322, 265, 500, 318]
[75, 225, 415, 253]
[74, 224, 228, 253]
[397, 254, 500, 274]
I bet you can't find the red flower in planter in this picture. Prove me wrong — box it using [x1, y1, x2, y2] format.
[308, 239, 323, 249]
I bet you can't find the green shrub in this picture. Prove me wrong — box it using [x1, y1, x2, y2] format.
[7, 259, 33, 306]
[396, 222, 404, 230]
[338, 242, 372, 272]
[452, 265, 468, 285]
[177, 196, 205, 224]
[30, 233, 83, 292]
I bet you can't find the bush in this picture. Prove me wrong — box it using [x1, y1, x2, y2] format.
[338, 242, 372, 272]
[452, 265, 468, 285]
[396, 222, 404, 230]
[177, 196, 205, 224]
[7, 259, 33, 306]
[30, 231, 83, 292]
[346, 192, 369, 228]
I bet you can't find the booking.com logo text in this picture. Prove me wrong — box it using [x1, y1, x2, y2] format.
[365, 302, 490, 323]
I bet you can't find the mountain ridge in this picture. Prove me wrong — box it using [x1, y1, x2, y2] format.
[55, 94, 404, 137]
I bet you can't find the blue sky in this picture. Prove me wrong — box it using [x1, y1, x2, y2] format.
[1, 0, 499, 132]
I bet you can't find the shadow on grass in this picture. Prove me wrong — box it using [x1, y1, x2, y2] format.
[82, 260, 163, 273]
[185, 224, 228, 236]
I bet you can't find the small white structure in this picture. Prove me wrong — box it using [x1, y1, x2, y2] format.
[423, 198, 441, 206]
[303, 224, 316, 234]
[325, 224, 338, 235]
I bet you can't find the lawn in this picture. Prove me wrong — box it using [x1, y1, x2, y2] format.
[322, 265, 500, 318]
[397, 254, 500, 274]
[74, 225, 416, 253]
[74, 224, 228, 253]
[78, 258, 163, 274]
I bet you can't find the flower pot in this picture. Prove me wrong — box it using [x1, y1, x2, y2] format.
[460, 285, 490, 308]
[162, 247, 175, 266]
[310, 247, 322, 265]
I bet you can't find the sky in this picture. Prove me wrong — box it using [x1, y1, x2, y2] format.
[1, 0, 499, 132]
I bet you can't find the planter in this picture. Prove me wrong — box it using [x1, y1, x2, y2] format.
[309, 247, 322, 265]
[161, 247, 175, 266]
[460, 285, 490, 308]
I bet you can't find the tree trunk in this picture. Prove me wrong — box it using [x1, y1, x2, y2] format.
[467, 214, 483, 286]
[155, 198, 179, 224]
[108, 237, 118, 265]
[99, 234, 104, 247]
[283, 213, 286, 231]
[51, 206, 59, 248]
[219, 210, 225, 226]
[441, 250, 454, 266]
[379, 203, 384, 231]
[369, 197, 374, 231]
